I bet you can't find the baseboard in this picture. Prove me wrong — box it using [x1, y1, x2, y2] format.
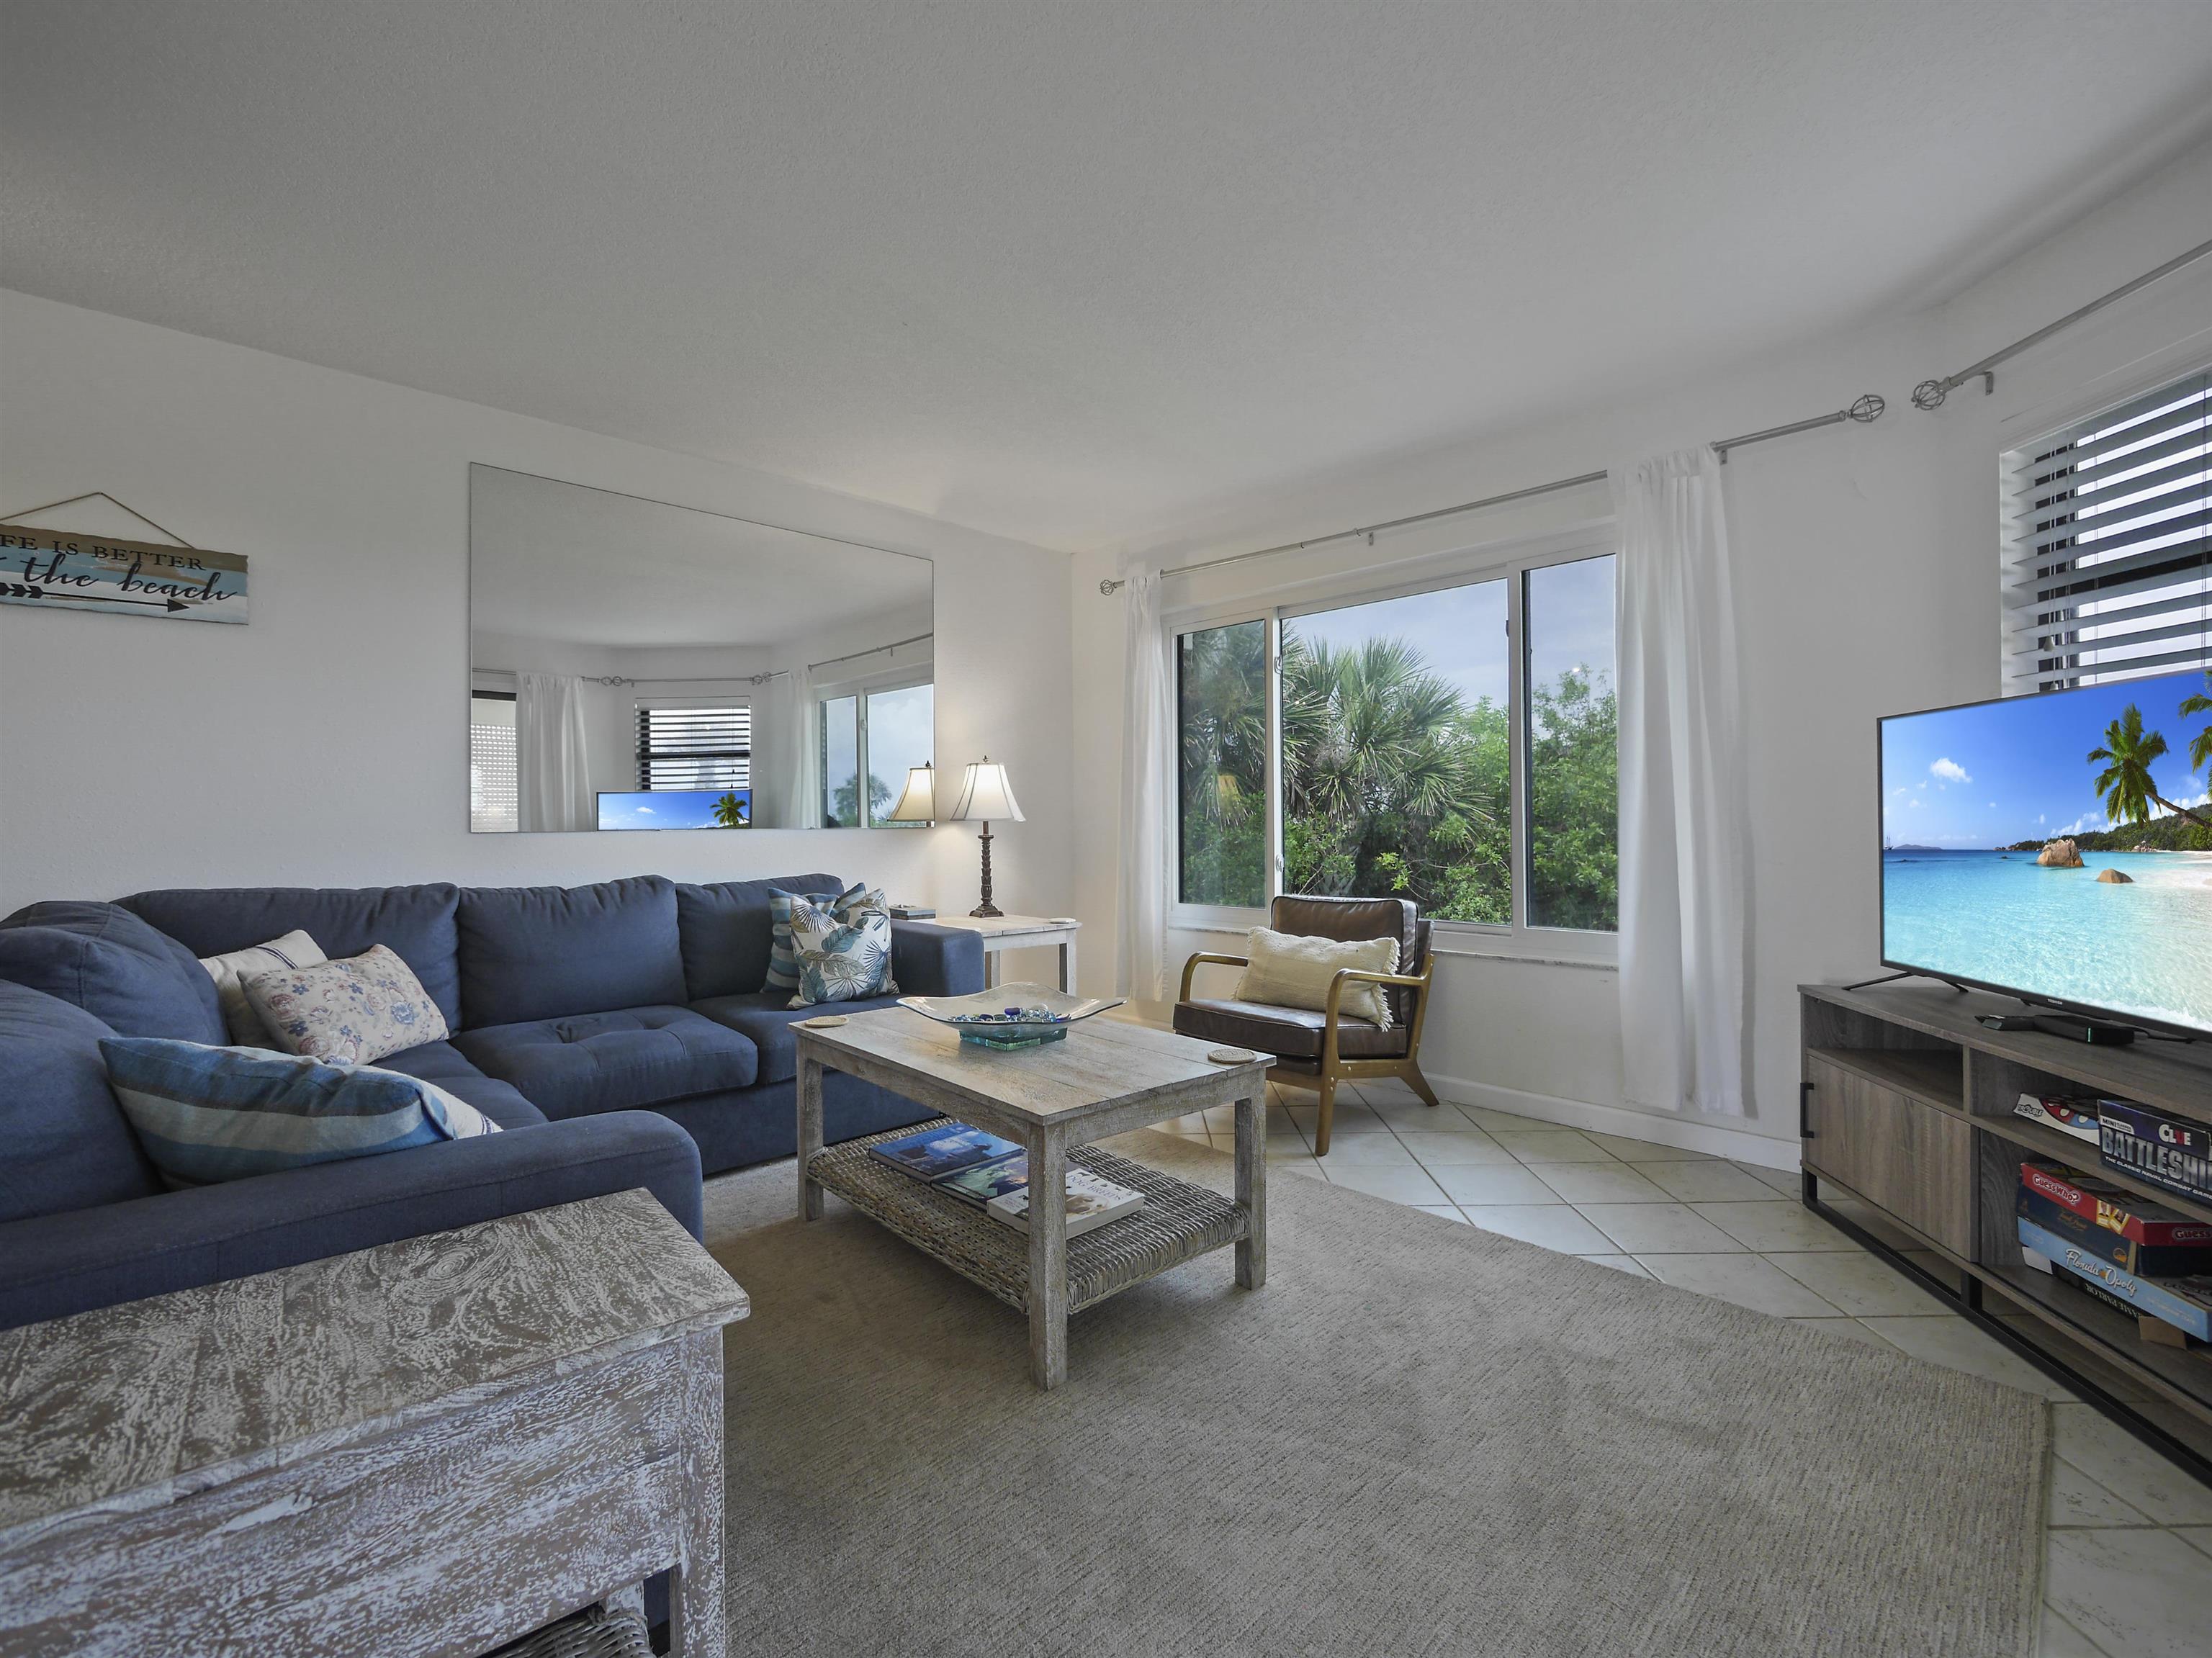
[1109, 1006, 1800, 1171]
[1425, 1071, 1800, 1171]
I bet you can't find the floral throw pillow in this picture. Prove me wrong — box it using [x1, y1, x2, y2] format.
[787, 900, 898, 1007]
[242, 943, 450, 1065]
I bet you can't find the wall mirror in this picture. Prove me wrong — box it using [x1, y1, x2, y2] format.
[468, 464, 934, 833]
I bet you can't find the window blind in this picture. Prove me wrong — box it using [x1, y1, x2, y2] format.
[2003, 368, 2211, 694]
[636, 703, 751, 790]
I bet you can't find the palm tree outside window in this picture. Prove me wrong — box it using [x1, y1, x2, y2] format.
[1171, 539, 1619, 946]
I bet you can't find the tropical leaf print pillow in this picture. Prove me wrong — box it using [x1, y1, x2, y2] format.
[787, 900, 898, 1007]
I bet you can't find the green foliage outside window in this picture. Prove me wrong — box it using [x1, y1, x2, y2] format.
[1176, 618, 1617, 929]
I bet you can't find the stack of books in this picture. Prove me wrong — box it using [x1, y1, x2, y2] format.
[2016, 1159, 2212, 1351]
[867, 1122, 1144, 1237]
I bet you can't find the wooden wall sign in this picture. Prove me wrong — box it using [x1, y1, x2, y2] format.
[0, 527, 248, 623]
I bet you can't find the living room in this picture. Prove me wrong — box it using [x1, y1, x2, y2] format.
[2, 5, 2209, 1657]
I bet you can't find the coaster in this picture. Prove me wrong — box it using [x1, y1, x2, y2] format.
[1206, 1047, 1261, 1065]
[796, 1014, 848, 1029]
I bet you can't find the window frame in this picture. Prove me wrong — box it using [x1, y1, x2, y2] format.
[1164, 523, 1619, 965]
[815, 662, 935, 829]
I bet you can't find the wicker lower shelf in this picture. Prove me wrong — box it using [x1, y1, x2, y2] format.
[809, 1123, 1247, 1315]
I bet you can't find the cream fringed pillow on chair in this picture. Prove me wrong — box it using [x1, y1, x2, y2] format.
[1231, 927, 1398, 1028]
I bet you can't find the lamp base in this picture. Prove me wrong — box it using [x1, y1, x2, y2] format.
[970, 823, 1001, 920]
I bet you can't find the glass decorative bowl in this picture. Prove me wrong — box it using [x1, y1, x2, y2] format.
[898, 983, 1126, 1050]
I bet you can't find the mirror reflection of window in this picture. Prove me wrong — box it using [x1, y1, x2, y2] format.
[469, 691, 518, 834]
[820, 695, 860, 827]
[868, 682, 935, 826]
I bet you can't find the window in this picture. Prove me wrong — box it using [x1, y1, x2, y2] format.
[637, 702, 752, 791]
[1177, 621, 1268, 907]
[1171, 539, 1618, 949]
[469, 690, 517, 834]
[2005, 367, 2210, 694]
[1282, 582, 1509, 924]
[820, 677, 935, 827]
[1524, 557, 1619, 929]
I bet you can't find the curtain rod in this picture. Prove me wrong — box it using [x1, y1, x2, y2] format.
[1097, 471, 1609, 594]
[477, 630, 935, 688]
[1099, 390, 1885, 594]
[1912, 234, 2212, 410]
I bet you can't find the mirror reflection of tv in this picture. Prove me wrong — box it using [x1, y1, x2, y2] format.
[595, 788, 751, 831]
[1879, 667, 2212, 1037]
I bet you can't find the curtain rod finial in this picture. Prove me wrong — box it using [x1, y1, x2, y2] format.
[1100, 577, 1126, 595]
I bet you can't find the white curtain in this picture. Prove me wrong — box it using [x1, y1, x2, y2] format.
[1117, 569, 1172, 1001]
[515, 672, 593, 832]
[1614, 449, 1750, 1116]
[782, 664, 822, 829]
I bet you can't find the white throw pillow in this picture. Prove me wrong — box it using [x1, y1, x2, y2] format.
[199, 929, 328, 1048]
[242, 944, 451, 1065]
[1232, 927, 1398, 1028]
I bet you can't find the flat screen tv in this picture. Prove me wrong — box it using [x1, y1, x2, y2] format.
[1879, 667, 2212, 1038]
[595, 788, 750, 830]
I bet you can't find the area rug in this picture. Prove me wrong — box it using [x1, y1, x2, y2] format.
[703, 1131, 2046, 1657]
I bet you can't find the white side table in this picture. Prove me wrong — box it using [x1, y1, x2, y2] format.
[936, 913, 1081, 994]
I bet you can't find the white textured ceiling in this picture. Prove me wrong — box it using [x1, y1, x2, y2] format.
[5, 3, 2211, 554]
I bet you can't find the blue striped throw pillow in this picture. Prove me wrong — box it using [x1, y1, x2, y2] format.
[101, 1038, 500, 1189]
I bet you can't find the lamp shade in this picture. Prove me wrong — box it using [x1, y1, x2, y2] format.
[948, 757, 1024, 823]
[887, 763, 936, 824]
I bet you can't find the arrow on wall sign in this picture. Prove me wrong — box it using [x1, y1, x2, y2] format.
[1, 582, 190, 612]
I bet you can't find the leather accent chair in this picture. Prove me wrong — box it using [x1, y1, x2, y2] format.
[1172, 895, 1439, 1155]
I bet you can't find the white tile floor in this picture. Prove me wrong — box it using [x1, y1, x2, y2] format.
[1152, 1075, 2212, 1658]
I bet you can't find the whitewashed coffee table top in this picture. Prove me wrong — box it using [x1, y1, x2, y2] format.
[800, 1006, 1270, 1127]
[0, 1189, 748, 1547]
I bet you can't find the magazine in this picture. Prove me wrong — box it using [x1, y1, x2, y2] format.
[988, 1168, 1145, 1237]
[936, 1153, 1037, 1208]
[866, 1122, 1022, 1182]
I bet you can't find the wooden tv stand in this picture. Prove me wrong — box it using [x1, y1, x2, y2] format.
[1800, 981, 2212, 1482]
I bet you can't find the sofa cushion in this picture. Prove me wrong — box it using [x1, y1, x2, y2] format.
[0, 901, 227, 1044]
[675, 873, 844, 1001]
[691, 988, 904, 1086]
[1269, 894, 1426, 1026]
[379, 1040, 545, 1130]
[102, 1039, 501, 1189]
[122, 886, 465, 1031]
[452, 1006, 758, 1119]
[0, 981, 162, 1224]
[1173, 997, 1407, 1060]
[458, 878, 686, 1028]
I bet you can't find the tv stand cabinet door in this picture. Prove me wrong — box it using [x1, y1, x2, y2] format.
[1803, 1055, 1972, 1257]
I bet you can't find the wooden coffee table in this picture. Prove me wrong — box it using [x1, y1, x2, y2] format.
[796, 1011, 1272, 1389]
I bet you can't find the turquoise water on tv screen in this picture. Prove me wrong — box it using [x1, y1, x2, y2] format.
[1882, 850, 2212, 1032]
[1880, 667, 2212, 1035]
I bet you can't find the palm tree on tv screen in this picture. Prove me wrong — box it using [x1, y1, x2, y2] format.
[2088, 703, 2212, 832]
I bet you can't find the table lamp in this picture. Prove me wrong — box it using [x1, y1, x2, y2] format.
[947, 756, 1023, 917]
[887, 762, 936, 826]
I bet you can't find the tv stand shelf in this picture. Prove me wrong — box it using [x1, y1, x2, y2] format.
[1801, 981, 2212, 1484]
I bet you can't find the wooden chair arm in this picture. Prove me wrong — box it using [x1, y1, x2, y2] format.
[1322, 963, 1433, 1022]
[1179, 952, 1250, 1002]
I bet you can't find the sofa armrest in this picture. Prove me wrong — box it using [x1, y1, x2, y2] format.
[891, 920, 985, 998]
[0, 1111, 703, 1330]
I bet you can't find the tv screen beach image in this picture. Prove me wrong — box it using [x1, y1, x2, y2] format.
[1879, 667, 2212, 1035]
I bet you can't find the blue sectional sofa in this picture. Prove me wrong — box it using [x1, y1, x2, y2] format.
[0, 873, 983, 1328]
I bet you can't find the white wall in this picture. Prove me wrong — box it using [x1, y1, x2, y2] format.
[0, 291, 1074, 926]
[1071, 135, 2212, 1158]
